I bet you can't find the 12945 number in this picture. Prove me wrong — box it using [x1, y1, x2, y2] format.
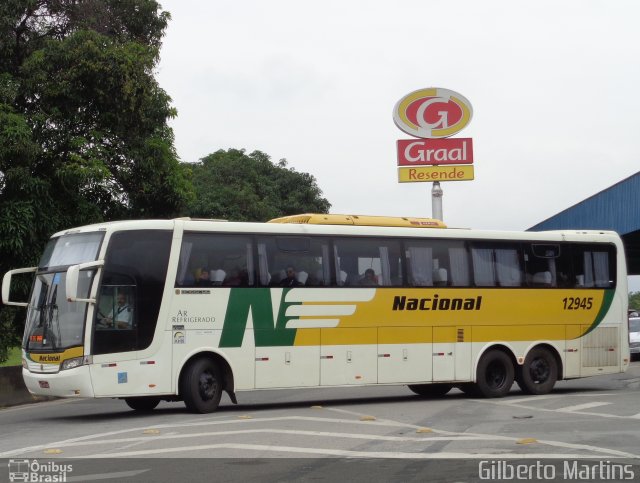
[562, 297, 593, 310]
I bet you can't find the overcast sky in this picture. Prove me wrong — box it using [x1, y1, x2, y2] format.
[156, 0, 639, 234]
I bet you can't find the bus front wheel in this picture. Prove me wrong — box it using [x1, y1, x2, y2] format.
[124, 397, 160, 412]
[475, 349, 514, 398]
[180, 357, 223, 414]
[408, 383, 453, 397]
[516, 347, 558, 395]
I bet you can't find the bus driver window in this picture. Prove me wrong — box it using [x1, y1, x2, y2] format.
[97, 287, 134, 330]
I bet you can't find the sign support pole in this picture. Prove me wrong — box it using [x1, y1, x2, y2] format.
[431, 181, 443, 221]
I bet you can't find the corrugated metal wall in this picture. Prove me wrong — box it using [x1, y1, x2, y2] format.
[529, 171, 640, 274]
[529, 171, 640, 233]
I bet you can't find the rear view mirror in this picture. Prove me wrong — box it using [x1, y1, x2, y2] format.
[66, 260, 104, 303]
[1, 267, 36, 306]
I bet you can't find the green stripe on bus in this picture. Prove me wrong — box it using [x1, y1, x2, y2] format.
[583, 288, 615, 336]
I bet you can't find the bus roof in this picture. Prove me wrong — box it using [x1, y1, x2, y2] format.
[267, 213, 447, 229]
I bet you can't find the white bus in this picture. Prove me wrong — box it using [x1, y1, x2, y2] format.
[2, 214, 630, 413]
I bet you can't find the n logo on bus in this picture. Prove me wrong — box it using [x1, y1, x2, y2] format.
[219, 288, 375, 347]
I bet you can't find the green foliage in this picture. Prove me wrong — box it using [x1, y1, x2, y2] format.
[0, 346, 22, 367]
[0, 307, 21, 364]
[630, 291, 640, 312]
[186, 149, 331, 222]
[0, 0, 193, 362]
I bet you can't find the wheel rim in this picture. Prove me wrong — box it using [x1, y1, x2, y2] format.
[529, 357, 550, 384]
[198, 370, 217, 401]
[486, 360, 507, 389]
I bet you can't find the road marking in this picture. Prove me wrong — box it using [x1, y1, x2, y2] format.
[471, 399, 640, 421]
[5, 427, 637, 458]
[0, 398, 79, 413]
[3, 413, 638, 460]
[66, 470, 149, 481]
[81, 443, 634, 460]
[322, 406, 640, 459]
[556, 402, 611, 412]
[0, 415, 478, 457]
[503, 395, 559, 405]
[0, 429, 496, 454]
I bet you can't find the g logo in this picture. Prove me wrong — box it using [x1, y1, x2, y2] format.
[393, 88, 473, 139]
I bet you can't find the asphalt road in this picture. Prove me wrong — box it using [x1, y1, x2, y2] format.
[1, 362, 639, 482]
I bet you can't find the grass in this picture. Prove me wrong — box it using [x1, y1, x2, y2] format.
[0, 347, 22, 367]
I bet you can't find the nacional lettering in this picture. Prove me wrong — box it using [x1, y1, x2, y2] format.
[393, 295, 482, 311]
[35, 354, 61, 362]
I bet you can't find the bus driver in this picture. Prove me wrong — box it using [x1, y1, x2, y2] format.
[99, 292, 133, 329]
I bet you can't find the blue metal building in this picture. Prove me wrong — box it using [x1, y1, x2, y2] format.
[529, 171, 640, 275]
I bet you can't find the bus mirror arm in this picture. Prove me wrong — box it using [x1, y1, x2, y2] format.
[2, 267, 37, 306]
[66, 260, 104, 303]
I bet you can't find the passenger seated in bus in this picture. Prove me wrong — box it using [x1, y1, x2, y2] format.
[433, 268, 448, 287]
[334, 270, 349, 286]
[531, 271, 553, 287]
[210, 269, 226, 285]
[279, 266, 303, 287]
[359, 268, 378, 286]
[224, 267, 248, 286]
[194, 268, 213, 287]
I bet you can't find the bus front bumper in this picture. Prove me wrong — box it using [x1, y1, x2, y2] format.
[23, 365, 95, 398]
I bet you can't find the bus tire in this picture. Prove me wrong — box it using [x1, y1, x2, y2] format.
[516, 347, 558, 395]
[475, 349, 514, 398]
[408, 383, 453, 397]
[180, 357, 223, 414]
[124, 397, 160, 412]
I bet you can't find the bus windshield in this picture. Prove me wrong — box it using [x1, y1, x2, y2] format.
[39, 232, 104, 270]
[24, 232, 104, 352]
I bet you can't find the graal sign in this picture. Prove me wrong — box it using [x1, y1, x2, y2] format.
[394, 87, 474, 181]
[393, 87, 473, 139]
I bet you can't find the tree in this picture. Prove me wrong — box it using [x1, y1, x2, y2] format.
[186, 149, 331, 222]
[630, 291, 640, 312]
[0, 0, 193, 362]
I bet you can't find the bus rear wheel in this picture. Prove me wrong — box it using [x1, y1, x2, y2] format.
[475, 349, 514, 398]
[408, 383, 453, 397]
[180, 357, 223, 414]
[124, 397, 160, 412]
[517, 347, 558, 395]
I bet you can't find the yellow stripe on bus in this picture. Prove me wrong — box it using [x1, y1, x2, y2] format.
[292, 288, 607, 346]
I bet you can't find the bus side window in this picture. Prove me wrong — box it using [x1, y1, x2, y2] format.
[572, 244, 616, 288]
[334, 238, 402, 287]
[176, 233, 255, 287]
[257, 236, 331, 287]
[524, 244, 560, 287]
[471, 243, 524, 287]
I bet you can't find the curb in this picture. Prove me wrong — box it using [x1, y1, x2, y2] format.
[0, 366, 57, 408]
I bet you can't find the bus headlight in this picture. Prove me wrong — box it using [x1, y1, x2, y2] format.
[60, 356, 92, 371]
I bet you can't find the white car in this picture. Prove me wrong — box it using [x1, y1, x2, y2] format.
[630, 317, 640, 361]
